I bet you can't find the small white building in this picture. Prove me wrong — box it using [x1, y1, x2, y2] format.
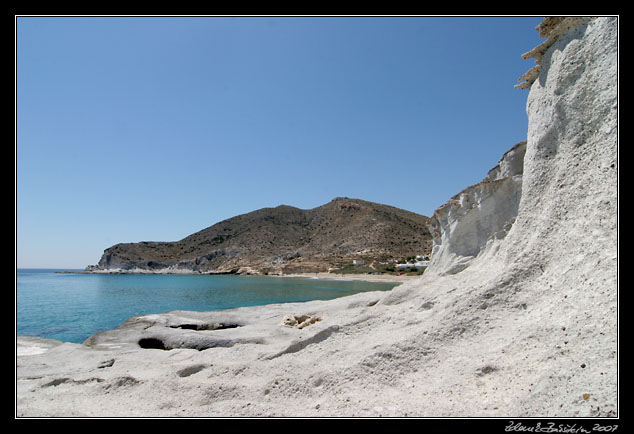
[396, 261, 429, 270]
[352, 259, 365, 266]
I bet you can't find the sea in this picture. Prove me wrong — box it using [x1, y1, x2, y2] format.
[16, 268, 397, 344]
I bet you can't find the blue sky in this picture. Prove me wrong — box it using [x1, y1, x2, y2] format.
[16, 16, 544, 269]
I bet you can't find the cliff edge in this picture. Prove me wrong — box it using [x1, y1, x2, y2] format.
[16, 17, 618, 418]
[427, 140, 526, 275]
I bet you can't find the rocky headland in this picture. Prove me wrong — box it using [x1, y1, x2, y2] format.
[16, 17, 618, 418]
[85, 197, 433, 276]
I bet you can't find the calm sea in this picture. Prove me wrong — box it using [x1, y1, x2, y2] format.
[16, 269, 397, 344]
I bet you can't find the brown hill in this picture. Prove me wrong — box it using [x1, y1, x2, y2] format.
[87, 197, 432, 274]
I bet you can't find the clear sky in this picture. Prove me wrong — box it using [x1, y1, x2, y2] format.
[16, 15, 544, 269]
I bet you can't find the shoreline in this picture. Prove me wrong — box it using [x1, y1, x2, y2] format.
[282, 272, 420, 283]
[16, 271, 415, 349]
[15, 18, 618, 418]
[77, 268, 421, 283]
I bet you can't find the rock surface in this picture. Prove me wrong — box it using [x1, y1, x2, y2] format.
[428, 140, 526, 275]
[16, 17, 618, 418]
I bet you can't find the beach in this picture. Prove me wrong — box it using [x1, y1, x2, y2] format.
[283, 272, 420, 283]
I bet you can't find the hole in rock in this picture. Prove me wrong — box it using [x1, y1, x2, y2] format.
[138, 338, 168, 350]
[176, 364, 207, 377]
[169, 322, 241, 331]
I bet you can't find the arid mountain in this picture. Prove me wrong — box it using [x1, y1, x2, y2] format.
[87, 197, 432, 274]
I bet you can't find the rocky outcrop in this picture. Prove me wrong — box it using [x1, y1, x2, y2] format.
[427, 140, 526, 275]
[17, 17, 618, 418]
[408, 16, 617, 416]
[515, 17, 593, 89]
[85, 197, 432, 275]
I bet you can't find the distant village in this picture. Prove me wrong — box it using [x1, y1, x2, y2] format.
[393, 255, 430, 270]
[349, 255, 431, 274]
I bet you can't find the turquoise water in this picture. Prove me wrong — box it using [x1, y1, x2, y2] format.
[16, 269, 397, 344]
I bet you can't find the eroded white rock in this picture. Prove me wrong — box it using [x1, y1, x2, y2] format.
[427, 141, 526, 275]
[16, 17, 618, 418]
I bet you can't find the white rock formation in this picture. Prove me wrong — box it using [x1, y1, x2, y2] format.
[427, 140, 526, 275]
[16, 17, 618, 418]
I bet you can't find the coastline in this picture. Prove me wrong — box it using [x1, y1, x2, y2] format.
[282, 272, 420, 283]
[15, 18, 618, 418]
[79, 268, 420, 283]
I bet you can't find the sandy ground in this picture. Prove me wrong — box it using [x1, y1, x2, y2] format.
[282, 272, 420, 283]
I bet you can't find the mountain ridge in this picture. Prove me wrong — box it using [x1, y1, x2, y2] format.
[87, 197, 433, 275]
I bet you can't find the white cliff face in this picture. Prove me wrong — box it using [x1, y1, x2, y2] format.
[427, 140, 526, 275]
[509, 16, 618, 271]
[377, 16, 617, 416]
[16, 17, 618, 418]
[414, 16, 618, 416]
[487, 17, 617, 416]
[428, 16, 617, 283]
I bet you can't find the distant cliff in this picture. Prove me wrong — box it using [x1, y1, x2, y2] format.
[86, 197, 432, 274]
[428, 140, 526, 275]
